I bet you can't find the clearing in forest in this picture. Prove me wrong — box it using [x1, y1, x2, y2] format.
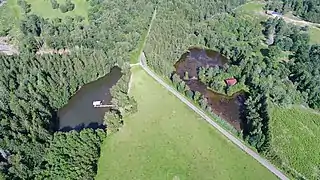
[235, 1, 267, 21]
[0, 0, 88, 40]
[95, 66, 277, 180]
[237, 1, 320, 45]
[309, 27, 320, 44]
[236, 1, 265, 13]
[26, 0, 89, 20]
[270, 106, 320, 179]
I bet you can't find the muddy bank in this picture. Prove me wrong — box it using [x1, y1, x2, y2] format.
[175, 48, 244, 130]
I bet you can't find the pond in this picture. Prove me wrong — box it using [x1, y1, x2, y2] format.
[175, 48, 245, 131]
[57, 67, 122, 131]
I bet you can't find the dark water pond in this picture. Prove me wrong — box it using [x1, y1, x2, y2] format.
[57, 67, 122, 131]
[175, 48, 245, 131]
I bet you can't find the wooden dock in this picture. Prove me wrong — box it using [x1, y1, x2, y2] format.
[93, 104, 115, 108]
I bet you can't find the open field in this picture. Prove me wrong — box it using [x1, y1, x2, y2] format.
[235, 1, 267, 21]
[96, 66, 276, 180]
[236, 1, 265, 13]
[309, 27, 320, 44]
[270, 106, 320, 179]
[26, 0, 88, 20]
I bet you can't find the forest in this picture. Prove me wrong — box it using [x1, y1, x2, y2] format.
[0, 0, 149, 179]
[265, 0, 320, 24]
[0, 0, 319, 179]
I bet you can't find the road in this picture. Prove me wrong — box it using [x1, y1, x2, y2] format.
[259, 10, 320, 28]
[138, 52, 289, 180]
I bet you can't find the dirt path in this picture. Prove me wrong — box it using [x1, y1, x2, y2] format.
[127, 74, 133, 94]
[259, 11, 320, 28]
[0, 37, 18, 55]
[36, 48, 71, 55]
[130, 63, 140, 67]
[300, 105, 320, 116]
[128, 8, 156, 92]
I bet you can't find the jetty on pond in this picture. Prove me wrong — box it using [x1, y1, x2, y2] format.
[93, 101, 115, 108]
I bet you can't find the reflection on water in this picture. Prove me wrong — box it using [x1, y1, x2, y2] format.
[58, 67, 122, 131]
[175, 48, 244, 130]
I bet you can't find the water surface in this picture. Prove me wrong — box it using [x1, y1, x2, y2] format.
[58, 67, 122, 131]
[175, 48, 244, 130]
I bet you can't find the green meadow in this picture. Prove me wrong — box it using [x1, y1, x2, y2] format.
[96, 67, 276, 180]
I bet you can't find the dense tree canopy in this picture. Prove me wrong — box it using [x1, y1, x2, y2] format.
[289, 44, 320, 109]
[0, 49, 117, 179]
[0, 0, 149, 179]
[39, 129, 106, 179]
[144, 0, 246, 76]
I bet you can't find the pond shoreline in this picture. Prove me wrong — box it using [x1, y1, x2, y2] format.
[57, 67, 122, 131]
[174, 48, 245, 131]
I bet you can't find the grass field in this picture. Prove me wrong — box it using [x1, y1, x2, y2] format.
[26, 0, 88, 20]
[270, 106, 320, 179]
[309, 27, 320, 44]
[95, 67, 276, 180]
[236, 1, 265, 12]
[235, 1, 267, 21]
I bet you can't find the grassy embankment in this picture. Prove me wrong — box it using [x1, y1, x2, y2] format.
[270, 106, 320, 179]
[95, 66, 277, 180]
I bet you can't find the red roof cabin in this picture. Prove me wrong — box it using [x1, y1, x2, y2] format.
[225, 78, 237, 86]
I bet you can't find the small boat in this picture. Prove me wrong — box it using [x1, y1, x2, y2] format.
[93, 101, 102, 107]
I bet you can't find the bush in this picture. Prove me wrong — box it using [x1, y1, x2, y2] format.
[104, 110, 122, 134]
[59, 4, 69, 13]
[50, 0, 59, 9]
[66, 0, 75, 11]
[0, 27, 10, 36]
[18, 0, 31, 14]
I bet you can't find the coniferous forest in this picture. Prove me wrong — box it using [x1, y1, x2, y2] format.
[0, 0, 149, 179]
[0, 0, 320, 179]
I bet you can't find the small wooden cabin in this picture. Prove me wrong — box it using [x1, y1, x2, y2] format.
[225, 78, 237, 86]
